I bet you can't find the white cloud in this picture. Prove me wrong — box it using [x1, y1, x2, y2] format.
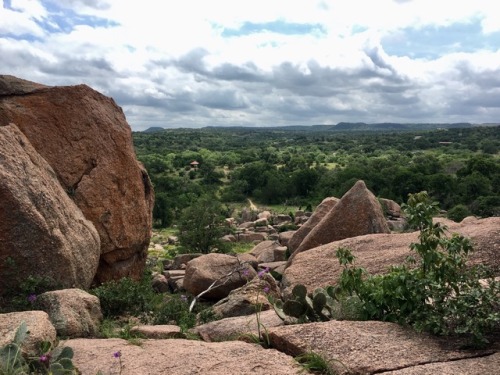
[1, 0, 499, 129]
[0, 2, 45, 36]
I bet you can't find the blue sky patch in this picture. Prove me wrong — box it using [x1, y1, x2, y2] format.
[42, 2, 118, 31]
[351, 25, 368, 35]
[222, 20, 326, 37]
[382, 19, 500, 59]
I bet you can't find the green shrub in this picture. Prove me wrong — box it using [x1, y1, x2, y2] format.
[153, 294, 217, 331]
[447, 204, 471, 222]
[90, 271, 161, 318]
[153, 294, 196, 330]
[337, 191, 500, 346]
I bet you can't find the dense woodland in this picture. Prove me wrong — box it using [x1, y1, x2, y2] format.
[132, 125, 500, 227]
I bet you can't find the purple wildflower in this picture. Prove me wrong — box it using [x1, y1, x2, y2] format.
[113, 351, 121, 358]
[263, 286, 270, 294]
[257, 267, 270, 278]
[39, 355, 49, 363]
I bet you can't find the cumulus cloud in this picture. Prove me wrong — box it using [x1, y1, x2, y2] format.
[1, 0, 499, 129]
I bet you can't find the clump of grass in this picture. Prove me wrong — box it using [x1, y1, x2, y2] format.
[295, 352, 344, 375]
[229, 242, 255, 254]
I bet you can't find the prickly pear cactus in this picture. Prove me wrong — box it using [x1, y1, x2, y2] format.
[271, 283, 342, 323]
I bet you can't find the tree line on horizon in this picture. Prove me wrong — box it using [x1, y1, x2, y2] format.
[132, 125, 500, 227]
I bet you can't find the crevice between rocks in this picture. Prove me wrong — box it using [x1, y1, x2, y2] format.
[69, 158, 97, 195]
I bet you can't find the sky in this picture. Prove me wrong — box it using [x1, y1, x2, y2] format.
[1, 0, 500, 131]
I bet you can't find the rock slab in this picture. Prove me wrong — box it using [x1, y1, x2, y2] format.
[66, 338, 303, 374]
[379, 352, 500, 374]
[269, 320, 494, 375]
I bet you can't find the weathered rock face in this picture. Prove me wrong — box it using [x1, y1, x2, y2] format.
[183, 253, 257, 300]
[0, 75, 154, 283]
[379, 198, 402, 218]
[287, 197, 339, 255]
[295, 180, 390, 254]
[282, 216, 500, 298]
[0, 124, 100, 296]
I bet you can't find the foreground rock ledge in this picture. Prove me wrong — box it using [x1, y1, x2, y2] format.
[268, 320, 495, 375]
[66, 338, 304, 375]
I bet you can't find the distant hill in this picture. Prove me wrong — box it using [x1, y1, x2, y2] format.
[142, 122, 486, 133]
[331, 122, 473, 131]
[143, 127, 165, 133]
[202, 122, 475, 132]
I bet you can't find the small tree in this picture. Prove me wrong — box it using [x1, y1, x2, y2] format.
[177, 195, 229, 254]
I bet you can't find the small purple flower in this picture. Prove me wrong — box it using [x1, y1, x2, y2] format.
[39, 355, 48, 363]
[113, 351, 121, 358]
[263, 286, 270, 294]
[257, 267, 270, 278]
[27, 294, 37, 303]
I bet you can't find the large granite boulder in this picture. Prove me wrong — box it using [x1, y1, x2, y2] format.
[282, 216, 500, 298]
[287, 197, 339, 254]
[0, 75, 154, 283]
[183, 254, 257, 300]
[211, 273, 280, 319]
[37, 288, 103, 338]
[294, 180, 390, 255]
[249, 240, 287, 263]
[193, 310, 284, 342]
[0, 123, 100, 297]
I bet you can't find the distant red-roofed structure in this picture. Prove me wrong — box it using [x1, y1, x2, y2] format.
[190, 160, 199, 169]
